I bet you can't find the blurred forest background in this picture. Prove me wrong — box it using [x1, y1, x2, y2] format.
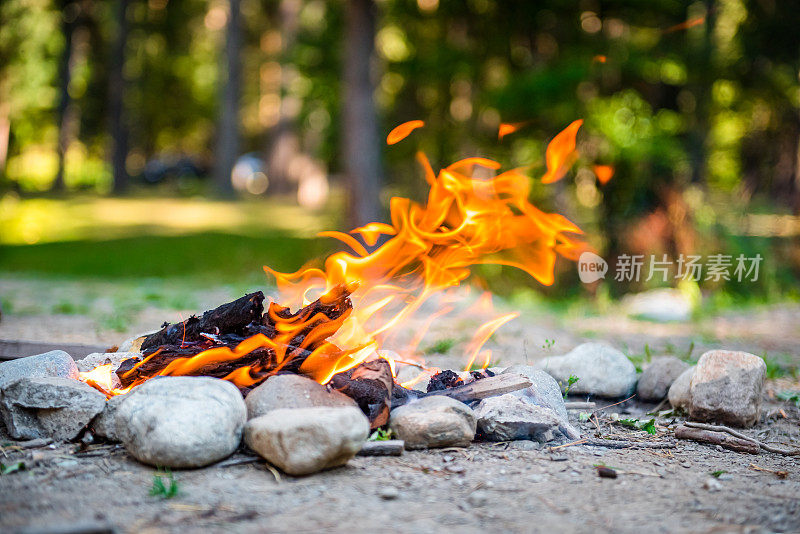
[1, 0, 799, 306]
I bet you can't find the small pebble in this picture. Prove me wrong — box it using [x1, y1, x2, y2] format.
[596, 466, 618, 479]
[528, 474, 544, 483]
[703, 478, 722, 492]
[445, 464, 465, 474]
[717, 473, 733, 481]
[681, 462, 692, 468]
[467, 490, 489, 507]
[380, 486, 400, 500]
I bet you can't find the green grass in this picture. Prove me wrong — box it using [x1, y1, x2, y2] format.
[423, 338, 457, 355]
[150, 469, 179, 499]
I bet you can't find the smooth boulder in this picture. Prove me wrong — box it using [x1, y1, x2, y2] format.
[637, 356, 692, 401]
[245, 374, 357, 419]
[688, 350, 766, 427]
[389, 396, 476, 449]
[0, 377, 106, 441]
[667, 365, 695, 410]
[536, 343, 637, 398]
[91, 393, 128, 442]
[245, 406, 369, 475]
[474, 394, 561, 442]
[116, 377, 246, 468]
[0, 351, 78, 389]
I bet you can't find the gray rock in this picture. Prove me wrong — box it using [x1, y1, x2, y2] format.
[668, 365, 695, 410]
[76, 352, 141, 374]
[245, 374, 357, 419]
[0, 377, 106, 441]
[0, 351, 78, 389]
[536, 343, 637, 398]
[637, 356, 692, 401]
[688, 350, 766, 427]
[389, 396, 476, 449]
[501, 365, 580, 439]
[116, 377, 246, 468]
[118, 330, 158, 352]
[474, 394, 561, 442]
[466, 490, 489, 507]
[622, 288, 693, 322]
[245, 406, 369, 475]
[91, 394, 128, 442]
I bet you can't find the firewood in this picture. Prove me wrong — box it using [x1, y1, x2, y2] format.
[141, 292, 265, 351]
[357, 440, 405, 456]
[674, 425, 760, 454]
[422, 373, 532, 403]
[330, 358, 393, 429]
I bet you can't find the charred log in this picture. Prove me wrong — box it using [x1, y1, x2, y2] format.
[330, 358, 393, 429]
[141, 292, 265, 351]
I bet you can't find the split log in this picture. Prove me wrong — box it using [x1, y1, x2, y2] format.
[330, 358, 393, 429]
[141, 292, 265, 351]
[423, 373, 531, 404]
[675, 425, 760, 454]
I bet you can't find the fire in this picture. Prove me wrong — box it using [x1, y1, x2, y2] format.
[80, 119, 589, 394]
[79, 363, 132, 398]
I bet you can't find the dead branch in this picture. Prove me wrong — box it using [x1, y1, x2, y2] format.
[683, 422, 800, 456]
[675, 425, 760, 454]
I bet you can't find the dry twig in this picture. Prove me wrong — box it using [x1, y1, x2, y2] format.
[684, 422, 800, 456]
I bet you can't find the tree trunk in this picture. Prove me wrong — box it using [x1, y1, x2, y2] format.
[108, 0, 130, 195]
[342, 0, 382, 227]
[213, 0, 242, 197]
[53, 1, 79, 192]
[266, 0, 301, 195]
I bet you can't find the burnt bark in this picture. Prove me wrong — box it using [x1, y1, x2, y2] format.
[141, 292, 265, 351]
[330, 358, 393, 429]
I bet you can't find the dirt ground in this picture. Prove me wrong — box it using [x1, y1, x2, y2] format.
[1, 278, 799, 533]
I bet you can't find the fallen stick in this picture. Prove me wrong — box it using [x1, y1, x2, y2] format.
[584, 439, 676, 449]
[564, 402, 596, 410]
[674, 425, 760, 454]
[683, 422, 800, 456]
[357, 440, 405, 456]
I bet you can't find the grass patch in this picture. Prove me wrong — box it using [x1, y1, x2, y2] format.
[150, 469, 179, 499]
[423, 338, 457, 355]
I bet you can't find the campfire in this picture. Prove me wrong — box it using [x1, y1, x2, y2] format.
[79, 119, 589, 423]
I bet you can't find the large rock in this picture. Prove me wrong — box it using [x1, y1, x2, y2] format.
[389, 396, 476, 449]
[535, 343, 637, 398]
[91, 393, 128, 442]
[116, 377, 246, 468]
[622, 288, 693, 322]
[0, 351, 78, 389]
[245, 374, 357, 419]
[637, 356, 692, 401]
[668, 365, 695, 410]
[245, 406, 369, 475]
[501, 365, 580, 439]
[76, 352, 141, 374]
[688, 350, 766, 427]
[0, 377, 106, 441]
[474, 394, 561, 442]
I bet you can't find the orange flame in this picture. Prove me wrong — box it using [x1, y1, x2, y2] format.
[593, 164, 615, 185]
[82, 120, 588, 394]
[592, 55, 607, 63]
[498, 122, 527, 141]
[387, 120, 425, 145]
[541, 119, 583, 184]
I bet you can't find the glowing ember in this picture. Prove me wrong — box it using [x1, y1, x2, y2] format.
[80, 120, 589, 394]
[593, 164, 615, 185]
[386, 120, 425, 145]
